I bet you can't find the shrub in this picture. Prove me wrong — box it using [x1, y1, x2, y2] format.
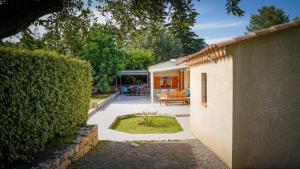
[0, 47, 92, 165]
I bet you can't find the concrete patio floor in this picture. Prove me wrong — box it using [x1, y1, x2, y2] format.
[88, 95, 194, 141]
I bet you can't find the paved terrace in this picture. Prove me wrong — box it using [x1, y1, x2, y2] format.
[88, 95, 194, 141]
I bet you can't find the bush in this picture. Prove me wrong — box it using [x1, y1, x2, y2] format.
[0, 47, 92, 165]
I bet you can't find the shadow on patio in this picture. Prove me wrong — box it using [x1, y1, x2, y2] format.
[70, 140, 229, 169]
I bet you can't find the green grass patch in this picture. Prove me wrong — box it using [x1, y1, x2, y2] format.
[112, 116, 183, 134]
[90, 94, 110, 104]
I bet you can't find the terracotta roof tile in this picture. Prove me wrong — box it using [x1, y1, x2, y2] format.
[184, 20, 300, 65]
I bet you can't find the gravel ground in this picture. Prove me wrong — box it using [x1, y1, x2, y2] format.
[70, 139, 229, 169]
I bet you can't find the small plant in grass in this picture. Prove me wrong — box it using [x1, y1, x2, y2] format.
[140, 112, 155, 127]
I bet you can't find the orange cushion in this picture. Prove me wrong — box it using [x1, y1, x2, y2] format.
[176, 92, 183, 97]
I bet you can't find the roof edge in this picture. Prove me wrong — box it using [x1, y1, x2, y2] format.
[184, 20, 300, 63]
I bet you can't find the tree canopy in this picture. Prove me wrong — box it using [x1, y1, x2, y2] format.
[124, 48, 155, 70]
[246, 6, 289, 32]
[0, 0, 63, 39]
[0, 0, 245, 39]
[130, 28, 184, 62]
[77, 31, 124, 93]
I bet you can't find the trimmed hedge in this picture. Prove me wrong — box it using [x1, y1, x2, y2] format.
[0, 47, 92, 165]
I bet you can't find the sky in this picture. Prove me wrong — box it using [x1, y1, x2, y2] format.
[191, 0, 300, 44]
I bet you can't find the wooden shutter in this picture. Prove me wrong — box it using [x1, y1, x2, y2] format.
[182, 71, 185, 89]
[172, 76, 178, 88]
[154, 76, 160, 89]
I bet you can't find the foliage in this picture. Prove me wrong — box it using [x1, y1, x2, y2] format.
[96, 0, 244, 34]
[98, 0, 206, 56]
[166, 0, 206, 55]
[179, 31, 206, 55]
[45, 132, 78, 150]
[18, 29, 45, 50]
[141, 112, 154, 127]
[0, 47, 92, 165]
[112, 115, 183, 134]
[40, 0, 94, 56]
[77, 31, 124, 93]
[246, 6, 289, 32]
[0, 0, 244, 39]
[293, 16, 300, 21]
[225, 0, 245, 16]
[130, 28, 183, 62]
[124, 48, 155, 70]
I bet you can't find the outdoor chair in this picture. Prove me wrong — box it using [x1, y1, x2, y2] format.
[123, 86, 129, 95]
[137, 85, 142, 95]
[139, 85, 145, 95]
[131, 85, 138, 95]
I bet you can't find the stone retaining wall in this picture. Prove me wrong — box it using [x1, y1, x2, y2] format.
[32, 125, 98, 169]
[88, 93, 118, 115]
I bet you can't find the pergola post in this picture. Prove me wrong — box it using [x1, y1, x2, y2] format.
[150, 71, 154, 104]
[115, 74, 118, 90]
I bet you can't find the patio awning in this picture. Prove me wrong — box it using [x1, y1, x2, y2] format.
[148, 59, 188, 73]
[120, 70, 148, 76]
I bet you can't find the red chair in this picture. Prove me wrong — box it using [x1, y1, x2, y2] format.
[139, 85, 145, 95]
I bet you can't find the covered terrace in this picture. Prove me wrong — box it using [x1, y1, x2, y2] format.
[148, 58, 190, 104]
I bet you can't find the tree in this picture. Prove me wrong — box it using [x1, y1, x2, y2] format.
[0, 0, 63, 39]
[293, 16, 300, 21]
[40, 1, 94, 56]
[18, 29, 45, 50]
[166, 0, 206, 55]
[130, 28, 184, 62]
[246, 6, 289, 32]
[124, 48, 155, 70]
[225, 0, 244, 16]
[77, 31, 124, 93]
[0, 0, 244, 39]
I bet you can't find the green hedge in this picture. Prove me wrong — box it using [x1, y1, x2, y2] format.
[0, 47, 92, 165]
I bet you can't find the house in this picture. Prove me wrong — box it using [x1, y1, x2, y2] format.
[148, 57, 190, 104]
[184, 20, 300, 168]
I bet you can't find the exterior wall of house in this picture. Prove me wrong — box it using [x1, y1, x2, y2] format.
[184, 69, 190, 89]
[229, 26, 300, 168]
[190, 57, 233, 167]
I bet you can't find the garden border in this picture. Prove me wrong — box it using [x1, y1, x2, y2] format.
[31, 125, 98, 169]
[107, 112, 181, 129]
[88, 92, 118, 115]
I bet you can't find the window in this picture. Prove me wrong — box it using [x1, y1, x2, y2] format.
[201, 73, 207, 107]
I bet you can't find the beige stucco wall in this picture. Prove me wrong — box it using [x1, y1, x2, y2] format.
[190, 57, 233, 167]
[230, 26, 300, 168]
[184, 68, 190, 89]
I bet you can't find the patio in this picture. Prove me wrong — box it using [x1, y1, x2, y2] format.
[88, 95, 194, 141]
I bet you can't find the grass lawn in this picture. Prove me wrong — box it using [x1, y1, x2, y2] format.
[90, 94, 110, 104]
[112, 116, 183, 134]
